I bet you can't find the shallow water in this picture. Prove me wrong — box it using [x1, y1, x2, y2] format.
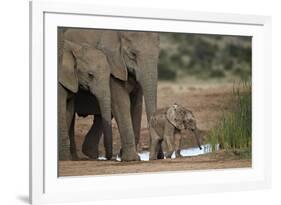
[111, 144, 219, 161]
[180, 144, 214, 157]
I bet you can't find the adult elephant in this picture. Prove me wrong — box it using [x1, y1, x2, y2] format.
[64, 29, 160, 161]
[58, 29, 113, 160]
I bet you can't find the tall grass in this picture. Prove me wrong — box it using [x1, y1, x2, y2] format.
[209, 82, 252, 155]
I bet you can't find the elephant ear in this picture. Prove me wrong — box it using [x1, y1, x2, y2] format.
[58, 40, 81, 93]
[97, 32, 127, 81]
[166, 104, 186, 130]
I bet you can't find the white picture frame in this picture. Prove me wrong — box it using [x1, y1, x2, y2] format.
[29, 0, 272, 204]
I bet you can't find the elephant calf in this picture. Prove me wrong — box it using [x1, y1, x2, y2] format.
[58, 38, 113, 160]
[149, 104, 202, 160]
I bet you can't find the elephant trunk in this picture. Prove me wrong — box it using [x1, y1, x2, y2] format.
[193, 129, 202, 150]
[137, 57, 158, 123]
[94, 88, 113, 160]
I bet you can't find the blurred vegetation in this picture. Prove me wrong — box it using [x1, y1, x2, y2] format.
[158, 33, 252, 81]
[209, 82, 252, 157]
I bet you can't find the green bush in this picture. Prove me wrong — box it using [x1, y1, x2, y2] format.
[158, 63, 176, 81]
[158, 33, 252, 81]
[232, 63, 251, 81]
[209, 69, 225, 78]
[158, 49, 177, 81]
[158, 67, 177, 81]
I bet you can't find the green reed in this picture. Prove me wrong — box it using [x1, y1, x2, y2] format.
[209, 82, 252, 155]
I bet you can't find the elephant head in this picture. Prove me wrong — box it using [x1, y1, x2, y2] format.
[166, 104, 202, 150]
[94, 31, 159, 124]
[59, 40, 113, 159]
[119, 31, 160, 122]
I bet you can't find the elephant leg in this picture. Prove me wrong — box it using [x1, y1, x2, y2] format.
[58, 84, 72, 160]
[66, 96, 76, 160]
[164, 135, 175, 158]
[82, 115, 103, 159]
[163, 121, 176, 159]
[174, 133, 182, 158]
[69, 115, 79, 160]
[149, 127, 162, 160]
[111, 78, 139, 161]
[157, 144, 165, 159]
[130, 86, 143, 147]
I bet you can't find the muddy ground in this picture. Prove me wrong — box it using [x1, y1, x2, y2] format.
[59, 80, 251, 176]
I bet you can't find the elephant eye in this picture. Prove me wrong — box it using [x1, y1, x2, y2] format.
[128, 50, 138, 60]
[131, 51, 137, 58]
[88, 72, 94, 79]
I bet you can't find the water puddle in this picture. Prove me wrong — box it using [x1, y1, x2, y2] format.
[107, 144, 219, 161]
[180, 144, 216, 157]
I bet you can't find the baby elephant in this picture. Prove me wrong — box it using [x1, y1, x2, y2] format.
[149, 104, 202, 160]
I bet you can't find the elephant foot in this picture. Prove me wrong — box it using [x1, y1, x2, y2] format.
[175, 150, 182, 158]
[70, 148, 80, 161]
[121, 147, 140, 161]
[157, 150, 165, 159]
[71, 154, 80, 161]
[82, 146, 99, 159]
[105, 152, 113, 160]
[164, 151, 173, 159]
[149, 153, 157, 160]
[59, 148, 72, 161]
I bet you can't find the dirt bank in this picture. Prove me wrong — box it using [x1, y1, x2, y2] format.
[59, 151, 251, 176]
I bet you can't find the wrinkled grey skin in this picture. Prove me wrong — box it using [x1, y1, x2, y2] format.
[149, 104, 202, 160]
[58, 29, 112, 160]
[64, 29, 160, 161]
[71, 89, 112, 160]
